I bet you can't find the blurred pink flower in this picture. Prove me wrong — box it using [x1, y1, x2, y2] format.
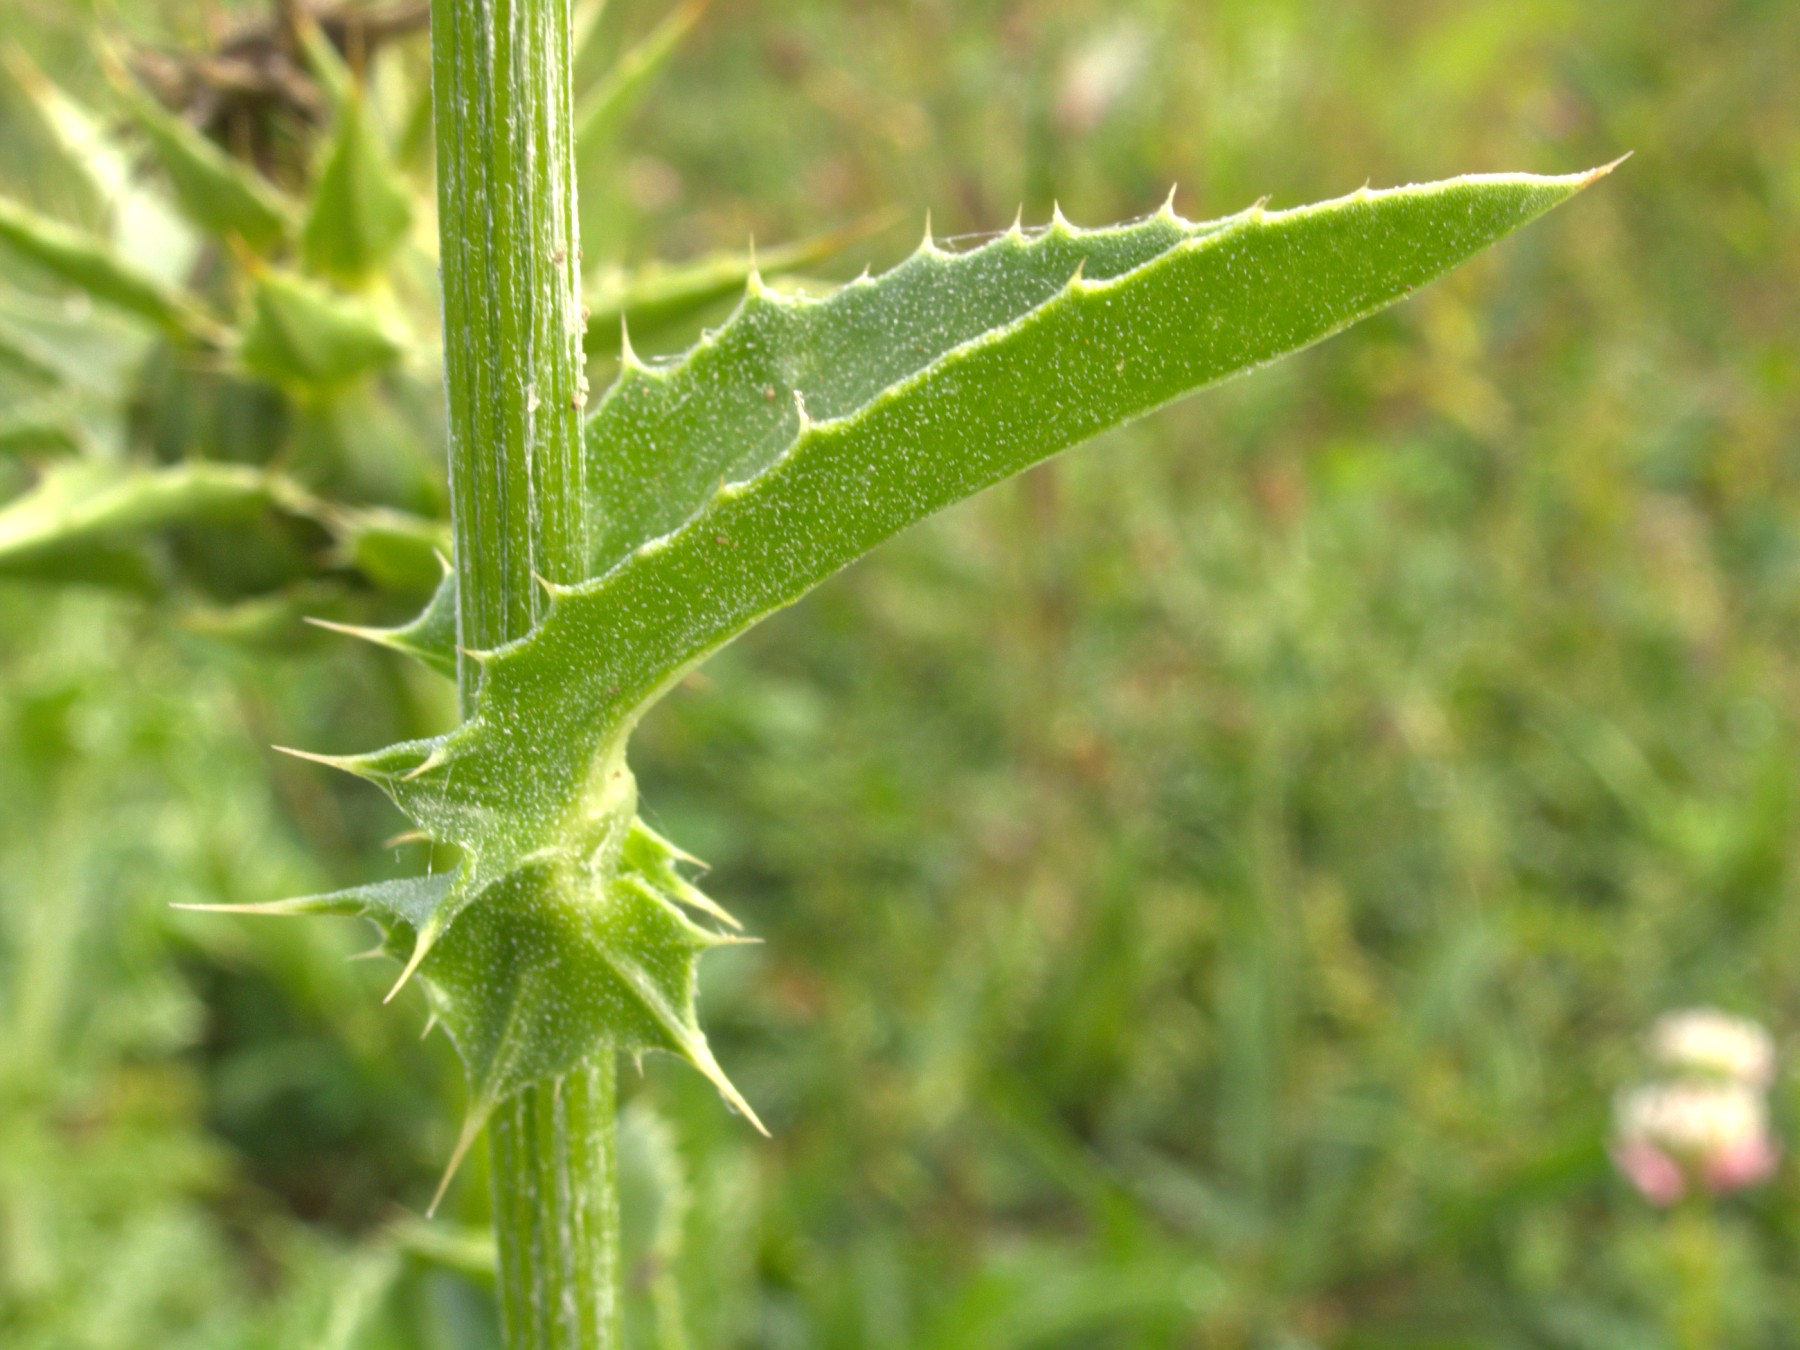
[1612, 1138, 1688, 1206]
[1612, 1053, 1780, 1205]
[1700, 1131, 1780, 1193]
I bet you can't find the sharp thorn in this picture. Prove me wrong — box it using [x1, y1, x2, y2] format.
[303, 615, 384, 641]
[692, 1043, 768, 1137]
[426, 1106, 488, 1217]
[271, 744, 367, 773]
[707, 931, 762, 947]
[673, 880, 741, 930]
[637, 821, 707, 868]
[384, 928, 435, 1003]
[420, 1011, 439, 1041]
[1586, 151, 1633, 182]
[170, 898, 316, 917]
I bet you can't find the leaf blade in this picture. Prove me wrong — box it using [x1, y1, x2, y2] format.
[0, 196, 218, 342]
[0, 460, 274, 577]
[238, 271, 406, 390]
[400, 170, 1605, 857]
[287, 168, 1610, 1125]
[301, 91, 415, 286]
[581, 215, 890, 356]
[113, 73, 291, 252]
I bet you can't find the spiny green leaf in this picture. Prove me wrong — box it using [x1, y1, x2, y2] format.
[582, 197, 1239, 574]
[1, 45, 196, 273]
[0, 196, 219, 342]
[0, 405, 81, 458]
[582, 215, 890, 355]
[310, 564, 458, 677]
[0, 460, 276, 580]
[0, 458, 286, 592]
[113, 71, 291, 252]
[322, 505, 451, 596]
[219, 808, 756, 1137]
[0, 457, 442, 599]
[238, 271, 406, 390]
[416, 853, 752, 1129]
[301, 91, 415, 286]
[417, 177, 1568, 854]
[286, 169, 1604, 1125]
[575, 0, 711, 154]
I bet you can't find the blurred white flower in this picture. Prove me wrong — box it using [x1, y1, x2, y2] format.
[1649, 1007, 1776, 1088]
[1612, 1078, 1779, 1205]
[1055, 26, 1149, 136]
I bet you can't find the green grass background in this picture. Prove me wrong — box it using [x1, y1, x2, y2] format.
[3, 0, 1799, 1345]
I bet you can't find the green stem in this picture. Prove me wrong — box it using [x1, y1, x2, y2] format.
[433, 0, 587, 694]
[429, 0, 616, 1345]
[489, 1061, 621, 1347]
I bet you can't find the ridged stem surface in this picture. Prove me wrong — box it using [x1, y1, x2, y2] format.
[488, 1062, 621, 1348]
[434, 0, 587, 696]
[429, 0, 616, 1346]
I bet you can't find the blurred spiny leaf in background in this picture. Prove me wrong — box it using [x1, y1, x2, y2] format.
[2, 0, 1799, 1348]
[0, 0, 847, 639]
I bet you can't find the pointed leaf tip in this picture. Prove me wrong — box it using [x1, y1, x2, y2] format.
[1588, 151, 1633, 182]
[384, 925, 438, 1003]
[427, 1104, 491, 1217]
[170, 896, 346, 917]
[271, 743, 388, 781]
[689, 1041, 768, 1136]
[306, 569, 458, 678]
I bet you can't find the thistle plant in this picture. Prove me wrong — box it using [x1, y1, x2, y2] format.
[0, 2, 1613, 1345]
